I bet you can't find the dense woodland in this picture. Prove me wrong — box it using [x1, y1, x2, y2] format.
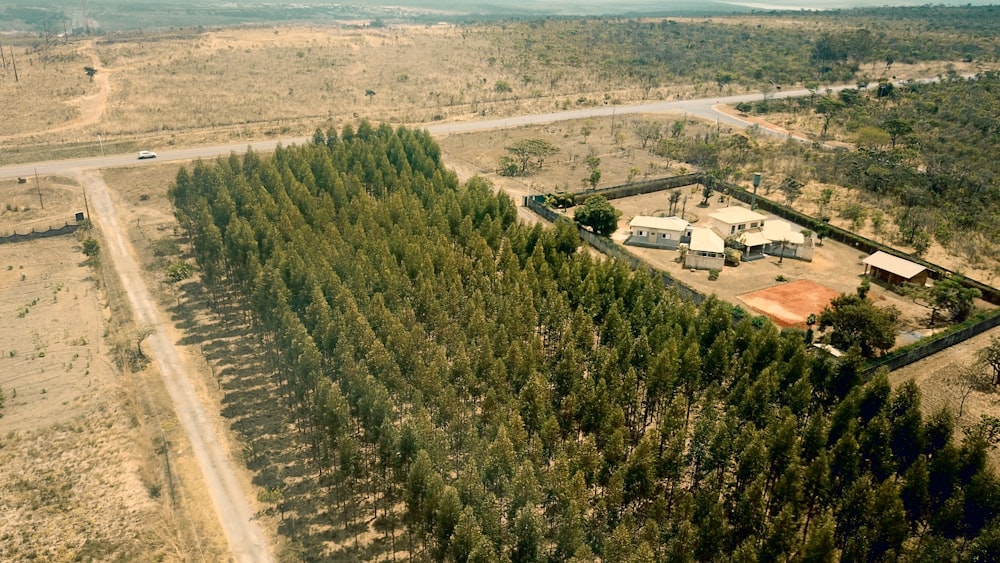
[171, 123, 1000, 561]
[702, 72, 1000, 262]
[476, 6, 999, 97]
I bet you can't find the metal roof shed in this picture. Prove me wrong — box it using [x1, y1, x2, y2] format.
[862, 251, 929, 286]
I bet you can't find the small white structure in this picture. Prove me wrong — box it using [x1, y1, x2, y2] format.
[626, 216, 690, 249]
[684, 227, 725, 270]
[707, 206, 767, 237]
[761, 220, 813, 261]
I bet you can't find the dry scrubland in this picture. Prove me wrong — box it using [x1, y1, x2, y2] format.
[0, 229, 164, 560]
[1, 23, 979, 163]
[2, 16, 1000, 560]
[0, 171, 230, 561]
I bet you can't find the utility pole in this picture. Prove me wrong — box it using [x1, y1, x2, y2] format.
[97, 134, 104, 157]
[82, 184, 91, 221]
[34, 168, 44, 209]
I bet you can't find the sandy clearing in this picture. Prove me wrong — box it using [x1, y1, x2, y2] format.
[739, 279, 841, 328]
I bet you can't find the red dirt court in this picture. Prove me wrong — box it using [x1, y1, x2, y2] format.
[739, 279, 842, 328]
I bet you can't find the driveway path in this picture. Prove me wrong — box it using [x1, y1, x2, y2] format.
[78, 169, 274, 563]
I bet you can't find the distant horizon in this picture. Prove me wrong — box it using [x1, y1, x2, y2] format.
[384, 0, 999, 16]
[2, 0, 998, 33]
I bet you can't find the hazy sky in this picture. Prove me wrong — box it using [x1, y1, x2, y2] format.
[383, 0, 999, 15]
[7, 0, 996, 34]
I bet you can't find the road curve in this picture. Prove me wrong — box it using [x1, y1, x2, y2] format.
[0, 90, 803, 180]
[0, 76, 961, 181]
[78, 169, 274, 563]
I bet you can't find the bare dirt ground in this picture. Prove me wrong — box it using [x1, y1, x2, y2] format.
[0, 176, 86, 236]
[890, 324, 1000, 441]
[605, 187, 949, 336]
[0, 174, 231, 561]
[740, 279, 842, 328]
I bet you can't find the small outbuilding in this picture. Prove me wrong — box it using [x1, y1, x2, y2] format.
[862, 251, 929, 286]
[761, 220, 813, 262]
[626, 216, 690, 249]
[684, 227, 725, 271]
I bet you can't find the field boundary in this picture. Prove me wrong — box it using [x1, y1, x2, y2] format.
[0, 222, 81, 244]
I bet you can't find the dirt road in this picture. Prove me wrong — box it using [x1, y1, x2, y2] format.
[78, 169, 274, 563]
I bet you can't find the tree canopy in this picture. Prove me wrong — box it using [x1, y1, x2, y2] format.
[169, 122, 1000, 561]
[503, 139, 559, 176]
[573, 195, 620, 236]
[819, 293, 900, 357]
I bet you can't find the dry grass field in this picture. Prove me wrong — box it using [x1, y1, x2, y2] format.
[1, 24, 702, 164]
[1, 17, 999, 560]
[0, 169, 232, 561]
[5, 23, 985, 164]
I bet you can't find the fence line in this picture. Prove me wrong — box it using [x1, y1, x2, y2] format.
[0, 222, 80, 245]
[863, 310, 1000, 375]
[523, 196, 705, 304]
[525, 173, 1000, 374]
[717, 179, 1000, 305]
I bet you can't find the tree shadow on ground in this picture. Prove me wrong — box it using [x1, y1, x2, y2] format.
[175, 280, 402, 561]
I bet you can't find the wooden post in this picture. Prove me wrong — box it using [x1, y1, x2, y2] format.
[82, 184, 91, 222]
[34, 168, 43, 209]
[10, 45, 18, 82]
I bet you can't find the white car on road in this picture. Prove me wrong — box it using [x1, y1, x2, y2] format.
[137, 150, 157, 159]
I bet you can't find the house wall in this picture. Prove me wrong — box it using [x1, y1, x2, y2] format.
[626, 227, 684, 249]
[710, 218, 764, 238]
[684, 251, 725, 270]
[763, 239, 814, 262]
[869, 266, 927, 286]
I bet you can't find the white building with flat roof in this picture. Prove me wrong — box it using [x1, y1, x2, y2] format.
[626, 216, 691, 249]
[708, 207, 768, 237]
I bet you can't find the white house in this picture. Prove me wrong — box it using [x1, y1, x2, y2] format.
[707, 207, 767, 238]
[626, 216, 690, 249]
[684, 227, 725, 270]
[708, 207, 813, 262]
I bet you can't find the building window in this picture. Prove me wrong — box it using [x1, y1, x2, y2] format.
[662, 233, 671, 239]
[750, 222, 758, 228]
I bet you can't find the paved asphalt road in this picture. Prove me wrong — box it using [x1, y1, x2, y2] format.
[0, 82, 867, 181]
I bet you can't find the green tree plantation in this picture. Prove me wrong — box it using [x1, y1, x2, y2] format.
[171, 123, 1000, 561]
